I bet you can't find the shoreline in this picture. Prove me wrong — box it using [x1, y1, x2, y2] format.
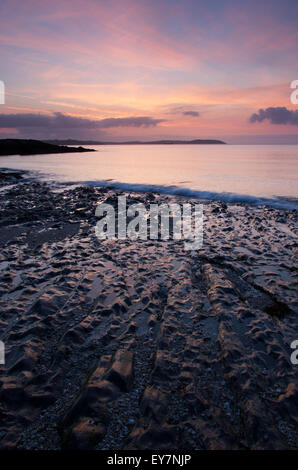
[0, 168, 297, 450]
[1, 166, 297, 211]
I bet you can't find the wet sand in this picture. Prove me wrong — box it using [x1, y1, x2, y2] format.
[0, 169, 297, 450]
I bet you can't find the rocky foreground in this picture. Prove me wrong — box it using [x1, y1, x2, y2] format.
[0, 170, 297, 450]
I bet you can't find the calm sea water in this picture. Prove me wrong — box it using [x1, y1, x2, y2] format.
[1, 144, 298, 208]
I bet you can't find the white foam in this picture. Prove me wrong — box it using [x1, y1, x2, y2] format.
[75, 180, 298, 210]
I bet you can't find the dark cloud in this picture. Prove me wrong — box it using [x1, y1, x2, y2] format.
[0, 112, 165, 129]
[183, 111, 200, 117]
[250, 107, 298, 125]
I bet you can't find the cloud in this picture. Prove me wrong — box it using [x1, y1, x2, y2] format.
[183, 110, 200, 117]
[0, 112, 165, 129]
[95, 116, 165, 128]
[250, 107, 298, 125]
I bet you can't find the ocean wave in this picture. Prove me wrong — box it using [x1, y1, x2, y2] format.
[67, 179, 298, 210]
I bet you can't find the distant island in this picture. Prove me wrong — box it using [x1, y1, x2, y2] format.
[0, 139, 96, 156]
[46, 138, 226, 145]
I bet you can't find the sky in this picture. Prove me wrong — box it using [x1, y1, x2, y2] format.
[0, 0, 298, 143]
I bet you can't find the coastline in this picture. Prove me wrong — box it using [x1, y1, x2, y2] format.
[0, 139, 95, 156]
[0, 168, 297, 450]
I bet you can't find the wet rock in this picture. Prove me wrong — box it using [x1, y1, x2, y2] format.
[64, 418, 105, 450]
[0, 178, 297, 450]
[140, 387, 168, 424]
[105, 350, 134, 392]
[126, 425, 179, 450]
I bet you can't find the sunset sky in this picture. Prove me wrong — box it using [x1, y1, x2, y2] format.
[1, 0, 298, 143]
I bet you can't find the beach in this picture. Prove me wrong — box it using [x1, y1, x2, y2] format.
[0, 168, 297, 450]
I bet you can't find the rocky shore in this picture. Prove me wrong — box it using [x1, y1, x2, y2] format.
[0, 169, 297, 450]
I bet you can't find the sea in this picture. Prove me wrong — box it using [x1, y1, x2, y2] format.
[1, 144, 298, 209]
